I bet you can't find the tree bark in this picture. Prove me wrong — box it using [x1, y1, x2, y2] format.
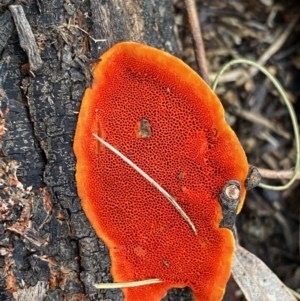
[0, 0, 194, 300]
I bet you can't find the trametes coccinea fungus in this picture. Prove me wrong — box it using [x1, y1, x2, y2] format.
[74, 42, 249, 301]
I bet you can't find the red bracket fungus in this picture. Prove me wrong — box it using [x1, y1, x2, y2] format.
[74, 42, 249, 301]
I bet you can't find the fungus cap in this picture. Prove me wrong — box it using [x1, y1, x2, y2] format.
[74, 42, 248, 301]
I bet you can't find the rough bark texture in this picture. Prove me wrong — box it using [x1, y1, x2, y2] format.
[0, 0, 195, 300]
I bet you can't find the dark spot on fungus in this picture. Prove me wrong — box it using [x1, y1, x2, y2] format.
[135, 118, 152, 139]
[245, 165, 261, 190]
[74, 42, 249, 301]
[219, 180, 241, 230]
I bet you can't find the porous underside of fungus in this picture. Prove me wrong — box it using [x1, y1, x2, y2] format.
[74, 42, 248, 301]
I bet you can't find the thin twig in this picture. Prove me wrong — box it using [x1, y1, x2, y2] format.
[258, 168, 300, 180]
[184, 0, 209, 83]
[237, 13, 300, 85]
[257, 14, 299, 68]
[237, 109, 291, 140]
[92, 134, 197, 235]
[95, 278, 162, 289]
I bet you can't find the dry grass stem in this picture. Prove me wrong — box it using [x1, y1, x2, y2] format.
[95, 279, 162, 289]
[92, 134, 197, 235]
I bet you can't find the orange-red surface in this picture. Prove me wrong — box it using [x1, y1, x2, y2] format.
[74, 42, 248, 301]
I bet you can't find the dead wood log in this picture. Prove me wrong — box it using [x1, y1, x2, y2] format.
[0, 0, 195, 300]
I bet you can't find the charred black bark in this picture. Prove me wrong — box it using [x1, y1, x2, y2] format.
[0, 1, 196, 300]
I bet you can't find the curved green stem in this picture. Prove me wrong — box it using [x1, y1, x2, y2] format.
[212, 59, 300, 191]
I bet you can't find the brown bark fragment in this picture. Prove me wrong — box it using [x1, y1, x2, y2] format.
[9, 5, 43, 71]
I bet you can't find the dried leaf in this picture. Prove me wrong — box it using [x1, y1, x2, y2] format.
[232, 245, 296, 301]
